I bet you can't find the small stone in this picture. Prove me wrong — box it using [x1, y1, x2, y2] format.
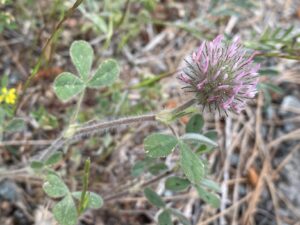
[266, 106, 275, 119]
[279, 95, 300, 132]
[279, 95, 300, 116]
[0, 179, 19, 202]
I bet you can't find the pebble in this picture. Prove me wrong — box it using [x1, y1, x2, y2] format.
[0, 179, 19, 202]
[279, 95, 300, 132]
[279, 95, 300, 116]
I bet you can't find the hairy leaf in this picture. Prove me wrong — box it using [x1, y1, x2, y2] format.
[72, 191, 103, 209]
[158, 210, 172, 225]
[186, 114, 204, 133]
[70, 40, 93, 80]
[87, 59, 120, 88]
[53, 72, 85, 102]
[179, 142, 205, 183]
[144, 133, 178, 158]
[53, 195, 77, 225]
[144, 188, 165, 208]
[195, 185, 220, 208]
[165, 177, 190, 191]
[43, 174, 69, 198]
[181, 133, 218, 147]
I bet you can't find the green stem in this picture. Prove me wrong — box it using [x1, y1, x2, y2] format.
[115, 0, 131, 29]
[70, 91, 85, 125]
[0, 126, 3, 142]
[171, 99, 196, 114]
[78, 158, 90, 214]
[156, 99, 196, 124]
[257, 52, 300, 61]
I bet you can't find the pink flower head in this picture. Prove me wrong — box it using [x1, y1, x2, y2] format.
[178, 35, 260, 114]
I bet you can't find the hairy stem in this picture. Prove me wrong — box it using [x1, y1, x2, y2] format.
[76, 114, 156, 135]
[70, 91, 85, 125]
[33, 99, 197, 161]
[38, 114, 157, 161]
[171, 99, 196, 114]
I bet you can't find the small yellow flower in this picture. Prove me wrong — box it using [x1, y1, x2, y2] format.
[0, 87, 17, 105]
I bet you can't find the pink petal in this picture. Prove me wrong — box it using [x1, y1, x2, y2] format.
[234, 71, 246, 81]
[233, 51, 246, 69]
[197, 79, 206, 90]
[216, 85, 230, 90]
[245, 52, 257, 64]
[251, 63, 260, 74]
[179, 73, 190, 83]
[212, 35, 223, 46]
[192, 52, 197, 61]
[208, 95, 219, 102]
[213, 70, 221, 80]
[221, 96, 234, 110]
[246, 91, 257, 98]
[196, 41, 206, 62]
[233, 84, 242, 94]
[227, 36, 240, 58]
[203, 57, 209, 73]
